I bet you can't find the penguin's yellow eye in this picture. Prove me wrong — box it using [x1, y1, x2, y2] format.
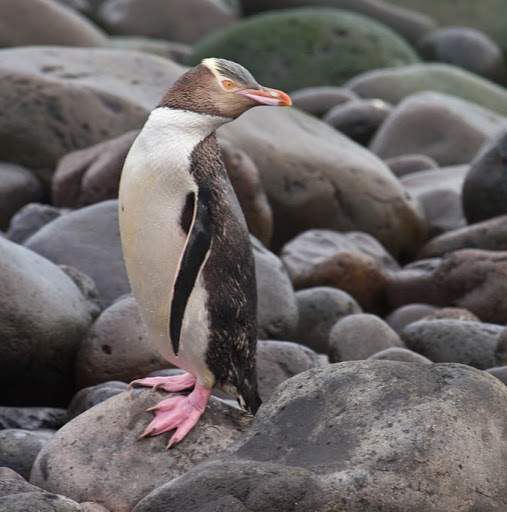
[222, 79, 236, 91]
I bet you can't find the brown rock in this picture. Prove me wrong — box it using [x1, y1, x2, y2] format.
[97, 0, 237, 44]
[388, 249, 507, 324]
[75, 295, 169, 389]
[219, 106, 426, 259]
[220, 140, 273, 247]
[0, 0, 108, 48]
[423, 307, 480, 322]
[30, 390, 251, 512]
[420, 214, 507, 258]
[290, 86, 357, 117]
[282, 229, 398, 314]
[52, 131, 138, 208]
[370, 91, 507, 166]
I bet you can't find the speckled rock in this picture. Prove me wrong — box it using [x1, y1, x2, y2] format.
[0, 430, 52, 480]
[281, 230, 399, 313]
[75, 295, 168, 389]
[370, 91, 507, 166]
[6, 203, 63, 244]
[384, 154, 438, 177]
[0, 407, 66, 431]
[189, 8, 419, 92]
[289, 86, 357, 117]
[394, 250, 507, 323]
[423, 307, 480, 322]
[0, 469, 44, 498]
[400, 165, 468, 236]
[418, 27, 506, 83]
[323, 98, 392, 145]
[25, 200, 128, 307]
[30, 390, 252, 512]
[462, 128, 507, 224]
[294, 286, 362, 354]
[252, 237, 298, 341]
[97, 0, 238, 44]
[368, 346, 432, 363]
[0, 492, 84, 511]
[348, 63, 507, 117]
[402, 319, 502, 369]
[132, 361, 507, 511]
[0, 46, 184, 172]
[0, 164, 43, 231]
[219, 105, 426, 258]
[0, 237, 93, 406]
[0, 0, 107, 48]
[385, 303, 437, 334]
[329, 313, 404, 362]
[256, 340, 327, 400]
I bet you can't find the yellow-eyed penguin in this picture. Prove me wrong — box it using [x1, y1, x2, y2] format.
[118, 58, 291, 448]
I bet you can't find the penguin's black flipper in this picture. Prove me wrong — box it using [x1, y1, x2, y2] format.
[169, 186, 212, 355]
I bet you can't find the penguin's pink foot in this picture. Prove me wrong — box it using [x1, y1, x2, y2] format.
[139, 383, 213, 449]
[129, 372, 197, 392]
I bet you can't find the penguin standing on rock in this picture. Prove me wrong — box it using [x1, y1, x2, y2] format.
[118, 58, 291, 449]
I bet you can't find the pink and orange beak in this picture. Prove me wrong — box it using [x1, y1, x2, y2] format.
[236, 86, 292, 107]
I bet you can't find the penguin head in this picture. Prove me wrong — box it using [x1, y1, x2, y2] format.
[158, 58, 291, 119]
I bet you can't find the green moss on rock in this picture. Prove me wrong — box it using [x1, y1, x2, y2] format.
[188, 7, 419, 91]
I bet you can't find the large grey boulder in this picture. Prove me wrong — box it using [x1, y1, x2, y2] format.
[133, 361, 507, 511]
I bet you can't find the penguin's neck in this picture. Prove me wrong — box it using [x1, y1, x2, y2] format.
[145, 107, 231, 144]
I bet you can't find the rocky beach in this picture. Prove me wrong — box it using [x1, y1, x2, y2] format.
[1, 0, 507, 510]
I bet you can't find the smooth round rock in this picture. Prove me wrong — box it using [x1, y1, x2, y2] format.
[294, 287, 362, 354]
[75, 295, 168, 389]
[0, 408, 66, 431]
[329, 313, 404, 362]
[0, 0, 107, 47]
[487, 366, 507, 387]
[256, 340, 327, 400]
[402, 319, 502, 369]
[370, 91, 507, 166]
[462, 128, 507, 224]
[97, 0, 238, 44]
[25, 200, 128, 307]
[385, 303, 437, 334]
[253, 237, 298, 341]
[0, 237, 93, 406]
[323, 98, 392, 145]
[418, 27, 506, 83]
[6, 203, 63, 244]
[384, 154, 438, 177]
[368, 346, 432, 363]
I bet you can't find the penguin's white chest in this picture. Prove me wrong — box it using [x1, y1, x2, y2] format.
[118, 108, 229, 385]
